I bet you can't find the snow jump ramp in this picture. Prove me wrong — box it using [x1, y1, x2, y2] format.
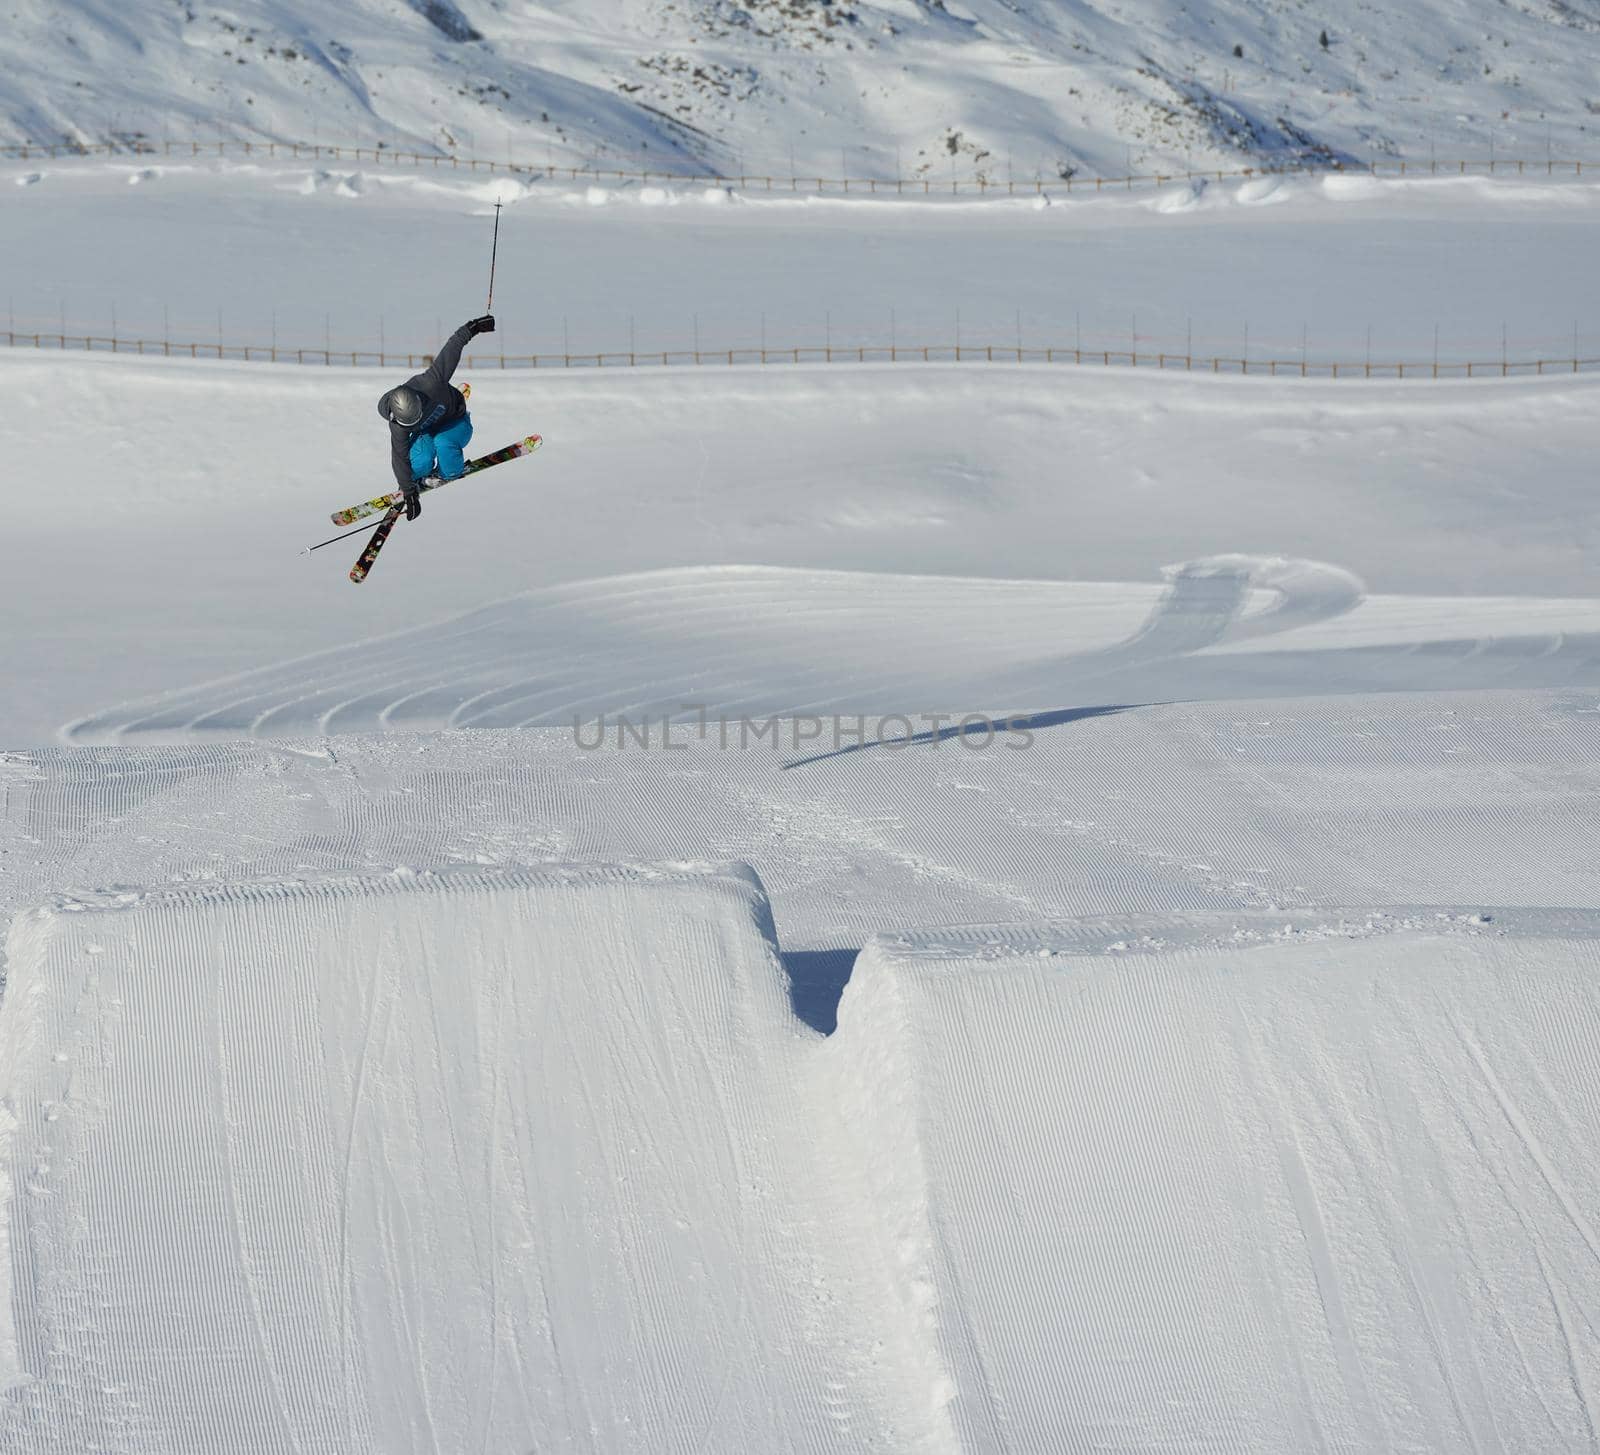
[839, 909, 1600, 1453]
[4, 873, 1600, 1453]
[0, 863, 950, 1453]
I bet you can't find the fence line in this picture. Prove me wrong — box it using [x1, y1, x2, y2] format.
[6, 329, 1596, 380]
[0, 137, 1593, 195]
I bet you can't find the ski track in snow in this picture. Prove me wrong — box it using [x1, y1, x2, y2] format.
[0, 866, 957, 1451]
[5, 145, 1600, 1451]
[6, 867, 1600, 1449]
[7, 677, 1600, 1449]
[847, 913, 1600, 1451]
[58, 552, 1600, 745]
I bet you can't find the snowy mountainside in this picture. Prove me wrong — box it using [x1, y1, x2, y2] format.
[4, 0, 1599, 176]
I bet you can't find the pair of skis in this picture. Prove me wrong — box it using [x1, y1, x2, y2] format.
[329, 434, 542, 583]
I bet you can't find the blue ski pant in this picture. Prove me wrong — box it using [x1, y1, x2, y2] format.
[409, 413, 474, 482]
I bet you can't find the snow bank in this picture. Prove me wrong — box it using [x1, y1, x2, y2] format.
[58, 554, 1600, 746]
[0, 863, 949, 1452]
[838, 909, 1600, 1451]
[5, 335, 1599, 746]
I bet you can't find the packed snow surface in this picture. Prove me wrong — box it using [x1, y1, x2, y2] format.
[9, 158, 1600, 370]
[6, 163, 1600, 745]
[3, 123, 1600, 1453]
[0, 863, 949, 1451]
[5, 851, 1600, 1450]
[846, 913, 1600, 1451]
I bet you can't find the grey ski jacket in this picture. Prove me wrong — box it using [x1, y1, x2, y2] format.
[377, 323, 474, 488]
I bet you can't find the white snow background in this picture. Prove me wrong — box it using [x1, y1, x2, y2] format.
[2, 9, 1600, 1449]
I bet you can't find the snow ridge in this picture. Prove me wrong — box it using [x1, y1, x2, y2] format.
[3, 0, 1597, 177]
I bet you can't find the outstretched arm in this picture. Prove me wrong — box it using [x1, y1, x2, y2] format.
[421, 323, 475, 391]
[421, 315, 496, 390]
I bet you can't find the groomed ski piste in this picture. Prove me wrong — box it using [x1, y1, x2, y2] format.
[3, 150, 1600, 1452]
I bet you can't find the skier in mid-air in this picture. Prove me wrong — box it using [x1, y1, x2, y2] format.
[376, 315, 496, 521]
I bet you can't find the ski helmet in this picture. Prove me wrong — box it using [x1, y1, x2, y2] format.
[384, 386, 424, 427]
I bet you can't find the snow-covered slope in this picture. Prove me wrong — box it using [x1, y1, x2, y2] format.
[842, 911, 1600, 1451]
[7, 691, 1600, 1012]
[9, 331, 1597, 747]
[4, 0, 1598, 176]
[5, 744, 1600, 1449]
[0, 863, 951, 1451]
[4, 157, 1599, 749]
[5, 69, 1600, 1451]
[10, 157, 1600, 375]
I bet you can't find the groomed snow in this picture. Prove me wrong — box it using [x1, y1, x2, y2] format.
[8, 159, 1600, 367]
[0, 863, 952, 1452]
[6, 690, 1600, 1015]
[4, 114, 1600, 1453]
[841, 910, 1600, 1451]
[6, 843, 1600, 1450]
[5, 158, 1600, 750]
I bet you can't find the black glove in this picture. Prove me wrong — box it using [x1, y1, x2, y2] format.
[401, 482, 422, 522]
[466, 314, 496, 336]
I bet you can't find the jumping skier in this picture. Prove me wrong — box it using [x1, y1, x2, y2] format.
[376, 315, 496, 520]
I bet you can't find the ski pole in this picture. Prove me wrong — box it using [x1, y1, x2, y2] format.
[486, 199, 502, 311]
[301, 519, 386, 554]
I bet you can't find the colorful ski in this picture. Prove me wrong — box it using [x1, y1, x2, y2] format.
[331, 434, 542, 526]
[349, 506, 402, 584]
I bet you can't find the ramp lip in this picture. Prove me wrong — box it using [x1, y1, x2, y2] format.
[861, 904, 1600, 965]
[30, 858, 770, 919]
